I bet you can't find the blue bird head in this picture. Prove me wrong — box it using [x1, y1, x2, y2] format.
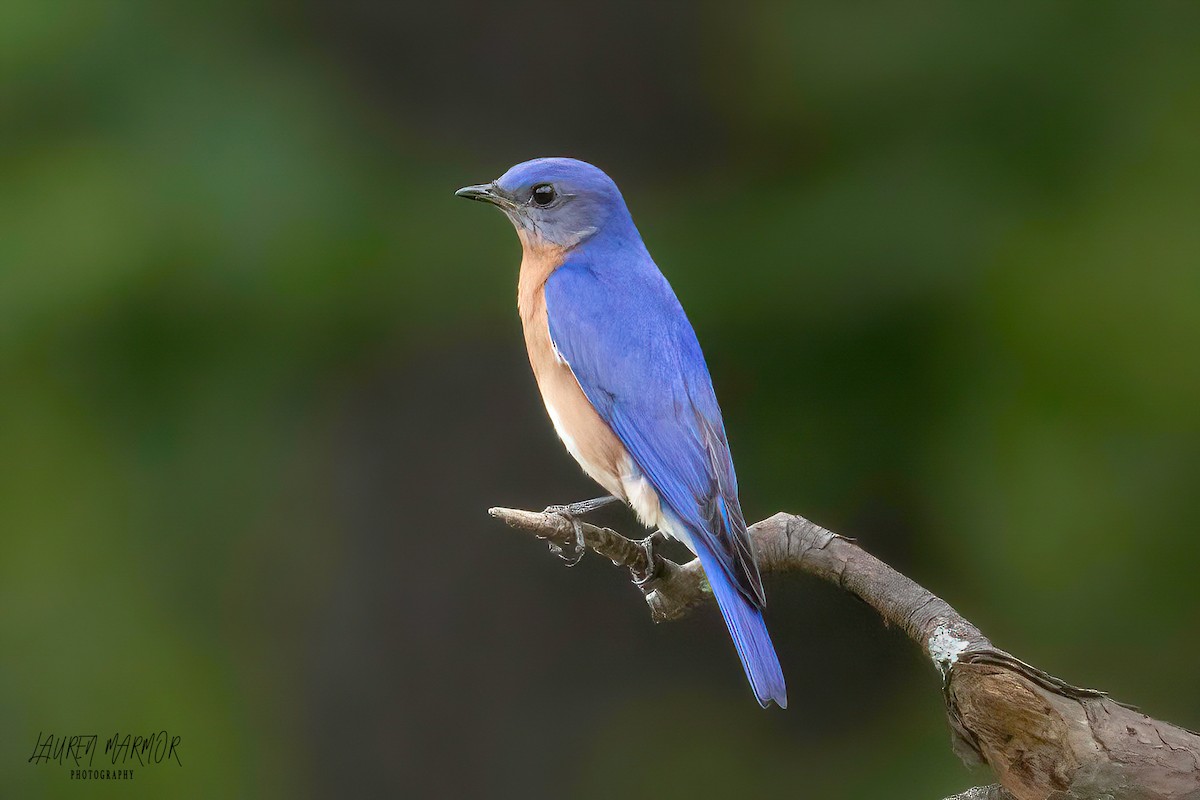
[456, 157, 635, 251]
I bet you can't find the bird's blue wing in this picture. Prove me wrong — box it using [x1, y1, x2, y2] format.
[544, 251, 765, 607]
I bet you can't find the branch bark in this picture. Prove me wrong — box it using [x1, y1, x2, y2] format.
[490, 506, 1200, 800]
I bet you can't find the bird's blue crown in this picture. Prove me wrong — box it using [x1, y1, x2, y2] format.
[492, 157, 636, 249]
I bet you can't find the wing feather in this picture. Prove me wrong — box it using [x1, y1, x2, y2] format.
[544, 254, 765, 607]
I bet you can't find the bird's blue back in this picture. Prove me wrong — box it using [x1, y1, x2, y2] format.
[544, 227, 765, 609]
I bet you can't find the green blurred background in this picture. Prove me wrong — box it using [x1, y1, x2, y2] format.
[3, 2, 1199, 797]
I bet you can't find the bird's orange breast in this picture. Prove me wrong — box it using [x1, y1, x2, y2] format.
[516, 241, 629, 500]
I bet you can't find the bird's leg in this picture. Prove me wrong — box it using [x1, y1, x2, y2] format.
[542, 495, 620, 517]
[541, 495, 619, 566]
[631, 530, 669, 592]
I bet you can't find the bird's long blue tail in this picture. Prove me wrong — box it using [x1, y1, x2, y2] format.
[694, 541, 787, 709]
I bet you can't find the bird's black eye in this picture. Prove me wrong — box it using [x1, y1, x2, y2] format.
[531, 183, 556, 207]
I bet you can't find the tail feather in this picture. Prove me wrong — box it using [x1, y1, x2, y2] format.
[695, 542, 788, 709]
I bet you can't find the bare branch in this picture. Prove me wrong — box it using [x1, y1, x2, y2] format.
[489, 506, 986, 653]
[489, 505, 1200, 800]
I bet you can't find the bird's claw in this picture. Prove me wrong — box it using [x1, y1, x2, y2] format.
[543, 505, 586, 566]
[631, 530, 667, 592]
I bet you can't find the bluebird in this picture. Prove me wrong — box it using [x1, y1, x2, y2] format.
[457, 158, 786, 708]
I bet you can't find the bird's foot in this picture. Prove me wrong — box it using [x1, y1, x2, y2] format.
[541, 496, 619, 566]
[540, 497, 615, 567]
[631, 530, 668, 592]
[543, 512, 586, 566]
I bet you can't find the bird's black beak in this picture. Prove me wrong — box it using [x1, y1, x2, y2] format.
[455, 183, 506, 206]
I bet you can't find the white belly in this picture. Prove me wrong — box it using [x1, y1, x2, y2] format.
[542, 394, 694, 551]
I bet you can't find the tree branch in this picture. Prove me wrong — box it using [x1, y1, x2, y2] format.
[490, 506, 1200, 800]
